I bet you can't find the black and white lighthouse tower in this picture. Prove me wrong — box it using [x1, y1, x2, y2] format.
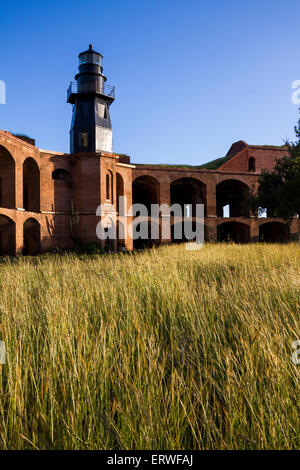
[67, 45, 115, 154]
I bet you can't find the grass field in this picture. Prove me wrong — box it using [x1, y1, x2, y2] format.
[0, 243, 299, 450]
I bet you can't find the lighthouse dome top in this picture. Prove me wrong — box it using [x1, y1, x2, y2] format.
[78, 44, 103, 65]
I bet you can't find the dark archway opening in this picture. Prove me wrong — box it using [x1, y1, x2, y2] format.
[133, 221, 160, 250]
[170, 178, 206, 217]
[0, 215, 16, 256]
[171, 222, 207, 243]
[259, 222, 289, 243]
[0, 145, 15, 209]
[23, 218, 41, 255]
[217, 222, 250, 243]
[216, 179, 250, 217]
[23, 158, 40, 212]
[132, 176, 160, 212]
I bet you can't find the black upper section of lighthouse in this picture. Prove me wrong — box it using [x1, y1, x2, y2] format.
[67, 45, 115, 154]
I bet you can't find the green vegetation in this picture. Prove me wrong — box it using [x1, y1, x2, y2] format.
[252, 111, 300, 218]
[0, 243, 299, 449]
[139, 154, 232, 170]
[195, 154, 233, 170]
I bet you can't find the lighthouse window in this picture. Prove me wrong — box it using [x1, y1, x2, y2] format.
[79, 53, 101, 65]
[97, 103, 106, 118]
[79, 132, 89, 148]
[92, 54, 101, 65]
[79, 55, 87, 65]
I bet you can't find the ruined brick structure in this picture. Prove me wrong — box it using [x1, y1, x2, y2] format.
[0, 47, 299, 255]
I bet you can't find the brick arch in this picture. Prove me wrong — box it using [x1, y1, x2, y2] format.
[259, 221, 289, 243]
[23, 217, 41, 255]
[216, 218, 251, 227]
[0, 214, 16, 256]
[216, 175, 251, 186]
[132, 175, 160, 210]
[168, 174, 207, 187]
[0, 145, 16, 209]
[20, 153, 40, 166]
[133, 174, 160, 187]
[23, 157, 40, 212]
[217, 221, 250, 243]
[170, 177, 207, 217]
[216, 178, 250, 217]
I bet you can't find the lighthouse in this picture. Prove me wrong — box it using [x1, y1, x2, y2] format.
[67, 45, 115, 154]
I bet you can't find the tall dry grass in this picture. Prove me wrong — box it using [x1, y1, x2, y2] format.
[0, 243, 299, 449]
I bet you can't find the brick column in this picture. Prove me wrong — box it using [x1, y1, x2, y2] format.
[15, 217, 23, 255]
[15, 161, 23, 209]
[123, 173, 133, 251]
[159, 181, 171, 245]
[206, 218, 217, 242]
[250, 219, 259, 242]
[205, 179, 217, 242]
[206, 180, 216, 217]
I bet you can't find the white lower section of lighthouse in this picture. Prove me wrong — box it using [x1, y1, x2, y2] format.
[96, 127, 113, 153]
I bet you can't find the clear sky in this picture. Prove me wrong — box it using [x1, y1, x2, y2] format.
[0, 0, 299, 165]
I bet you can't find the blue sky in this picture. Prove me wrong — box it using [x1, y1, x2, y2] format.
[0, 0, 299, 164]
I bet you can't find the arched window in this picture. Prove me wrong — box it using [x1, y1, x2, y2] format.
[106, 171, 113, 202]
[52, 169, 70, 181]
[106, 174, 110, 200]
[248, 157, 256, 172]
